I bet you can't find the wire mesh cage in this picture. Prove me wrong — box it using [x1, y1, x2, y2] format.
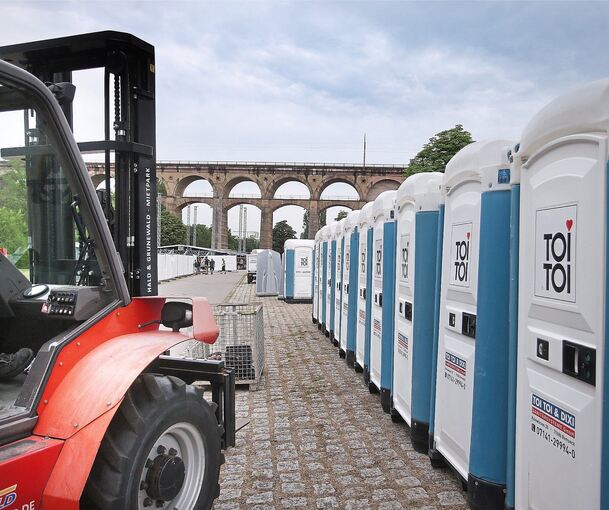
[186, 303, 264, 389]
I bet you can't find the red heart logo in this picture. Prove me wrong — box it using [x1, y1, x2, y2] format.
[566, 219, 573, 231]
[466, 232, 471, 240]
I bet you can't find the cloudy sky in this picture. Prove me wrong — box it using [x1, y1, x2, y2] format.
[2, 1, 608, 236]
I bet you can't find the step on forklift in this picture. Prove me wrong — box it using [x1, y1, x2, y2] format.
[0, 32, 235, 510]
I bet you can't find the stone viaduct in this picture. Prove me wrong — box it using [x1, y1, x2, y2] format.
[87, 161, 405, 249]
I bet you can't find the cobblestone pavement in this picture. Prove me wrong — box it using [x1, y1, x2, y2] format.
[213, 278, 468, 510]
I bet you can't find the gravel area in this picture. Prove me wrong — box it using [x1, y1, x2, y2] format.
[213, 278, 468, 510]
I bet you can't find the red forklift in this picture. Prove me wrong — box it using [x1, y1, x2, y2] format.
[0, 32, 235, 509]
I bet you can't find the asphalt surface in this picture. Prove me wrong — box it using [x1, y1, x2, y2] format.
[158, 270, 244, 304]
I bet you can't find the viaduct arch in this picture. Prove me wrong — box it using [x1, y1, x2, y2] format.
[86, 161, 404, 249]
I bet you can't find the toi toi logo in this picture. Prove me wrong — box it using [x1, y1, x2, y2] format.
[535, 206, 577, 303]
[542, 219, 573, 294]
[450, 223, 472, 288]
[375, 238, 383, 277]
[454, 232, 470, 283]
[401, 234, 410, 281]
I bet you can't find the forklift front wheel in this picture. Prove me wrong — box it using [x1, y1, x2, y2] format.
[83, 373, 224, 510]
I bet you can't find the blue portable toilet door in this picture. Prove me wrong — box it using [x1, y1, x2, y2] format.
[284, 249, 294, 299]
[393, 198, 416, 425]
[370, 221, 384, 389]
[433, 181, 482, 481]
[356, 223, 370, 368]
[515, 134, 608, 510]
[313, 244, 319, 320]
[280, 251, 287, 299]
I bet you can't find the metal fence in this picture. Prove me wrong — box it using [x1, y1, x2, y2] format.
[187, 303, 264, 389]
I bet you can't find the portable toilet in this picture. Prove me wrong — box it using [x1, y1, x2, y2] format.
[313, 229, 322, 324]
[370, 190, 398, 413]
[392, 172, 443, 452]
[318, 226, 330, 333]
[332, 219, 346, 346]
[339, 210, 360, 365]
[283, 239, 315, 303]
[256, 249, 282, 296]
[357, 202, 374, 376]
[278, 251, 286, 300]
[326, 221, 339, 339]
[513, 79, 609, 510]
[431, 140, 514, 509]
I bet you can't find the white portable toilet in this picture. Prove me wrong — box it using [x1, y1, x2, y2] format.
[326, 221, 339, 339]
[431, 140, 514, 509]
[318, 226, 330, 333]
[370, 190, 398, 413]
[255, 249, 282, 296]
[514, 79, 609, 510]
[392, 172, 443, 452]
[339, 210, 360, 362]
[332, 219, 346, 347]
[356, 202, 374, 375]
[283, 239, 315, 303]
[278, 250, 286, 300]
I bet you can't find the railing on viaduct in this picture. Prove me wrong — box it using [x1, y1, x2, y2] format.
[86, 160, 405, 249]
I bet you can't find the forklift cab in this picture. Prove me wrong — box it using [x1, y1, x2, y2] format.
[0, 61, 123, 433]
[0, 34, 234, 510]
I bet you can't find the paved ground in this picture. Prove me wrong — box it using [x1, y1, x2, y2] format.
[159, 270, 243, 304]
[208, 276, 468, 510]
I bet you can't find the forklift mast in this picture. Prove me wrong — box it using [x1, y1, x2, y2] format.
[0, 31, 158, 296]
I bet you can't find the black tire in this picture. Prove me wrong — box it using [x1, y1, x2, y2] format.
[83, 373, 223, 510]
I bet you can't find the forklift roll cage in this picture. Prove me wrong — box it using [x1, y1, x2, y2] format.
[0, 32, 235, 509]
[0, 30, 158, 298]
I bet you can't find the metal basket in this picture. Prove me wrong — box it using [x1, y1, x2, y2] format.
[187, 303, 264, 389]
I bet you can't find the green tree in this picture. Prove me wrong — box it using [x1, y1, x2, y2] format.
[192, 224, 212, 248]
[227, 229, 239, 251]
[301, 210, 309, 239]
[404, 124, 474, 177]
[0, 207, 27, 255]
[302, 210, 328, 238]
[245, 235, 260, 252]
[0, 161, 28, 266]
[160, 209, 187, 246]
[157, 179, 167, 196]
[272, 220, 296, 254]
[335, 210, 348, 221]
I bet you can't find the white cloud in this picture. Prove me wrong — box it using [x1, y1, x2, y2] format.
[2, 1, 608, 235]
